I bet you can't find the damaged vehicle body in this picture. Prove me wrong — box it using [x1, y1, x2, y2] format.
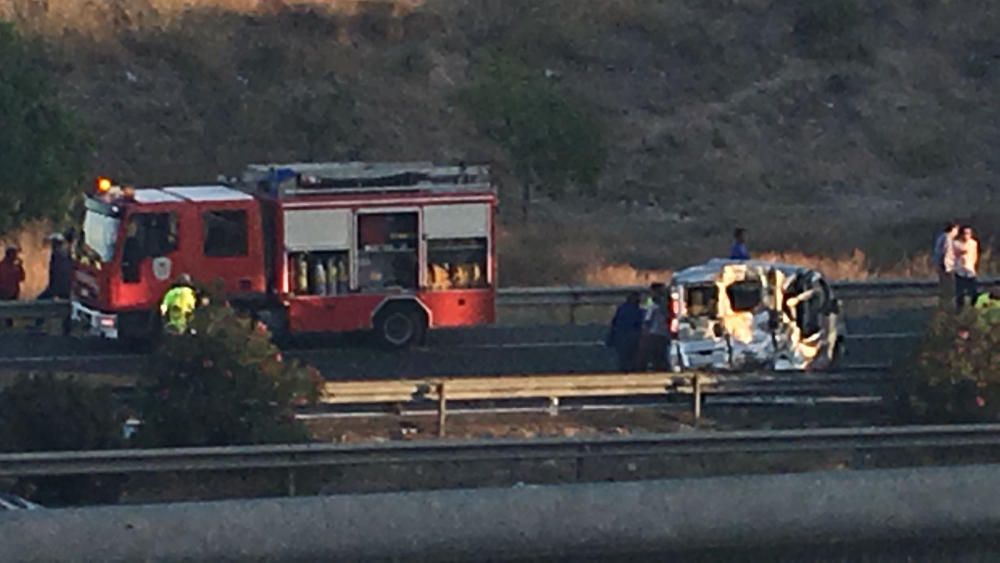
[668, 259, 846, 371]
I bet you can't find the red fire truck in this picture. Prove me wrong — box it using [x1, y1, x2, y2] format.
[71, 162, 497, 346]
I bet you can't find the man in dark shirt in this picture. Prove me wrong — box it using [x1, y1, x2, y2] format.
[38, 234, 72, 299]
[0, 246, 25, 301]
[607, 291, 643, 372]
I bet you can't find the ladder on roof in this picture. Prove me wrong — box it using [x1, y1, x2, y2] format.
[240, 162, 492, 197]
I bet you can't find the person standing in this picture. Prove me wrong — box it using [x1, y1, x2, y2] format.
[730, 228, 750, 260]
[933, 222, 959, 306]
[38, 234, 72, 300]
[160, 274, 198, 335]
[0, 246, 25, 301]
[606, 291, 643, 372]
[637, 283, 670, 371]
[953, 226, 979, 310]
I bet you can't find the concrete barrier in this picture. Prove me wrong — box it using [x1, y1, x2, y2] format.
[4, 464, 1000, 561]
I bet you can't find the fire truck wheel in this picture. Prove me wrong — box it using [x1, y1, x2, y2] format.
[374, 304, 427, 349]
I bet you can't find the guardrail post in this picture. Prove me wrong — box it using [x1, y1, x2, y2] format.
[693, 374, 702, 421]
[286, 468, 296, 497]
[548, 397, 559, 417]
[569, 292, 579, 325]
[438, 383, 447, 438]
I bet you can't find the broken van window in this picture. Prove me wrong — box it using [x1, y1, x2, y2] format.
[726, 281, 763, 312]
[685, 285, 718, 317]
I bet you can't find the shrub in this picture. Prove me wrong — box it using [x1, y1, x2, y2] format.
[0, 21, 90, 236]
[901, 308, 1000, 423]
[0, 375, 126, 506]
[460, 53, 606, 219]
[136, 300, 322, 448]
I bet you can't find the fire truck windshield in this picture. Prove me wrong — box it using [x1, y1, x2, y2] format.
[83, 209, 120, 262]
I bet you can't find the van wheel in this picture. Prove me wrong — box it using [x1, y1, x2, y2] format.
[374, 304, 427, 349]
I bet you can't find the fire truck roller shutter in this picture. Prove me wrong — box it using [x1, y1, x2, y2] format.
[424, 204, 491, 291]
[284, 209, 352, 296]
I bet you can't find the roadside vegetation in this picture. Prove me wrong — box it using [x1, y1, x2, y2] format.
[0, 375, 125, 505]
[136, 300, 321, 448]
[0, 300, 321, 504]
[900, 308, 1000, 424]
[0, 22, 89, 237]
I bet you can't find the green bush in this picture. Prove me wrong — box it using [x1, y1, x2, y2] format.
[0, 21, 90, 236]
[901, 309, 1000, 423]
[0, 375, 126, 506]
[460, 53, 606, 218]
[136, 301, 322, 448]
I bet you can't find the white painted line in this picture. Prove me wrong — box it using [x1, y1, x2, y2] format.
[0, 354, 142, 364]
[845, 333, 919, 339]
[452, 340, 604, 350]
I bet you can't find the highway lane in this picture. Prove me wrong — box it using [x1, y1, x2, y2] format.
[0, 310, 929, 379]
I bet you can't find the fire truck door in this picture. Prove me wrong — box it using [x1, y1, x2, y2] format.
[118, 211, 180, 308]
[121, 212, 179, 284]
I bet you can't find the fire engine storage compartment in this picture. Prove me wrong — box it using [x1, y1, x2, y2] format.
[245, 162, 497, 345]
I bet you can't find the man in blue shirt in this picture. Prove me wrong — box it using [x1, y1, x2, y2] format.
[606, 291, 644, 372]
[730, 228, 750, 260]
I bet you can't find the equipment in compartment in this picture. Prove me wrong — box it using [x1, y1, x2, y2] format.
[289, 251, 347, 296]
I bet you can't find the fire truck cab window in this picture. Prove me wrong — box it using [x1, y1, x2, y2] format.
[122, 212, 178, 283]
[357, 212, 418, 292]
[203, 210, 248, 258]
[427, 238, 488, 290]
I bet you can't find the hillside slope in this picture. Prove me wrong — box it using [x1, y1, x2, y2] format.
[2, 0, 998, 284]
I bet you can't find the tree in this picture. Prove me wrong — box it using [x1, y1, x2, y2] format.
[460, 54, 606, 220]
[136, 300, 322, 448]
[0, 374, 126, 506]
[899, 308, 1000, 423]
[0, 21, 90, 235]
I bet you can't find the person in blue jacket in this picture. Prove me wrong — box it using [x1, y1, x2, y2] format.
[606, 291, 644, 372]
[730, 228, 750, 260]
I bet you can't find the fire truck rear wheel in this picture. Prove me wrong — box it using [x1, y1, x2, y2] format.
[375, 305, 427, 349]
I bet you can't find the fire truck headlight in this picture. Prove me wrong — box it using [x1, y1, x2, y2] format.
[99, 317, 116, 328]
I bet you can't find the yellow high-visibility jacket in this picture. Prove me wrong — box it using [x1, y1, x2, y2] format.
[160, 285, 197, 333]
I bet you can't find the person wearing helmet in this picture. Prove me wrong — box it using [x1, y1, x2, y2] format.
[160, 274, 197, 335]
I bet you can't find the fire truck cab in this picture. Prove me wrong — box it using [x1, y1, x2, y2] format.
[72, 162, 497, 346]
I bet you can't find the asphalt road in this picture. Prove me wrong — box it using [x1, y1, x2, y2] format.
[0, 309, 930, 380]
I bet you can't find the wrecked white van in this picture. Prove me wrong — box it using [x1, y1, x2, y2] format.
[667, 259, 846, 371]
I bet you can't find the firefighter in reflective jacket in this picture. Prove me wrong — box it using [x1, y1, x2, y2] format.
[160, 274, 197, 334]
[974, 291, 1000, 323]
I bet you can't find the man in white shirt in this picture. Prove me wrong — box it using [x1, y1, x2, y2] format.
[933, 222, 958, 305]
[953, 225, 979, 310]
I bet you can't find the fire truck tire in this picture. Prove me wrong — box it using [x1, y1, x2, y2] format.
[254, 308, 289, 344]
[374, 304, 427, 349]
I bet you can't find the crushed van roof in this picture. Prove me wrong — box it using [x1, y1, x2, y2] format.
[672, 259, 808, 284]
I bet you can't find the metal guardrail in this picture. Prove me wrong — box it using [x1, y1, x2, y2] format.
[3, 276, 998, 322]
[498, 277, 1000, 308]
[1, 424, 999, 481]
[320, 370, 891, 431]
[0, 299, 69, 320]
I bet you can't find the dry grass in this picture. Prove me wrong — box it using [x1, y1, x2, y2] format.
[1, 0, 423, 37]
